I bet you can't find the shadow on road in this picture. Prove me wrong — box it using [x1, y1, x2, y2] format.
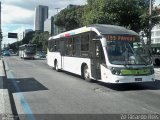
[6, 77, 48, 116]
[97, 79, 160, 91]
[8, 77, 48, 93]
[56, 70, 160, 91]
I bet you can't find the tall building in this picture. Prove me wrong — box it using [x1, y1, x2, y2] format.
[34, 5, 48, 31]
[44, 16, 65, 36]
[44, 17, 54, 35]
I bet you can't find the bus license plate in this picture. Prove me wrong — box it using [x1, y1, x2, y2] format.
[135, 78, 142, 82]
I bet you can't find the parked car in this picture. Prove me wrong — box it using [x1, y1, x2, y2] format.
[35, 51, 46, 59]
[2, 50, 11, 56]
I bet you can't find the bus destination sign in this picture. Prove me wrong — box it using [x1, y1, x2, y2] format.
[106, 35, 136, 42]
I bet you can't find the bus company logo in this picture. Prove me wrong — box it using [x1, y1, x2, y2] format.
[106, 35, 136, 42]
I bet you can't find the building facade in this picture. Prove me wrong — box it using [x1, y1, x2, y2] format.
[44, 17, 54, 35]
[151, 5, 160, 44]
[44, 15, 65, 36]
[34, 5, 48, 31]
[151, 24, 160, 44]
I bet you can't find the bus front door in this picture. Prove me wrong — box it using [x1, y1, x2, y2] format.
[91, 41, 101, 80]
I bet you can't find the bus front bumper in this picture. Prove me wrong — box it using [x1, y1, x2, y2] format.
[100, 74, 155, 84]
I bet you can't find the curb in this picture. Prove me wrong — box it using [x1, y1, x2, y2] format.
[0, 59, 13, 116]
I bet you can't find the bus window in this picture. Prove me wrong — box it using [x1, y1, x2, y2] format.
[55, 40, 60, 52]
[73, 36, 81, 57]
[81, 34, 89, 52]
[66, 38, 73, 56]
[48, 40, 54, 52]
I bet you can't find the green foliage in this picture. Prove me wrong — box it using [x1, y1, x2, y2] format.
[55, 6, 84, 31]
[22, 31, 35, 44]
[9, 0, 160, 51]
[83, 0, 157, 32]
[83, 0, 107, 25]
[55, 0, 159, 35]
[9, 41, 22, 51]
[9, 31, 50, 51]
[30, 31, 50, 51]
[151, 6, 160, 27]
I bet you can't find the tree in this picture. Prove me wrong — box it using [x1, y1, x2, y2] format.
[41, 31, 50, 51]
[83, 0, 108, 25]
[54, 0, 159, 39]
[22, 31, 35, 44]
[31, 31, 50, 51]
[9, 31, 50, 52]
[55, 5, 85, 31]
[9, 41, 22, 51]
[83, 0, 159, 33]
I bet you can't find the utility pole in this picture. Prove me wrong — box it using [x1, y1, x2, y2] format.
[148, 0, 152, 48]
[0, 2, 2, 57]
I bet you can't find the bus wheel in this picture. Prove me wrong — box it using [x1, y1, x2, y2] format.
[155, 59, 160, 66]
[55, 61, 60, 72]
[83, 65, 92, 82]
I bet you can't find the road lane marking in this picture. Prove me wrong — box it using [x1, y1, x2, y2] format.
[4, 60, 36, 120]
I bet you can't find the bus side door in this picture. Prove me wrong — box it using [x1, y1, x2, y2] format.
[91, 41, 101, 80]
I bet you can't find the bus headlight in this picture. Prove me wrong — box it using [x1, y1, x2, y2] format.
[111, 68, 121, 75]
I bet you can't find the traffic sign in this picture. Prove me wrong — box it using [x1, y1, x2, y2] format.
[8, 33, 17, 38]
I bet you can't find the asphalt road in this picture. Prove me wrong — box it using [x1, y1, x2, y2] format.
[3, 56, 160, 120]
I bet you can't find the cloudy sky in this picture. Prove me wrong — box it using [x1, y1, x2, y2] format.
[1, 0, 87, 45]
[1, 0, 160, 46]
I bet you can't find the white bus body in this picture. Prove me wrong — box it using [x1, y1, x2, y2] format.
[19, 44, 36, 59]
[47, 24, 155, 83]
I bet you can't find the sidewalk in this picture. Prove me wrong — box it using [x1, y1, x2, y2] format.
[0, 58, 12, 116]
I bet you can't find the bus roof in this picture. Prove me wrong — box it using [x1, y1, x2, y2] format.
[89, 24, 138, 36]
[49, 24, 138, 40]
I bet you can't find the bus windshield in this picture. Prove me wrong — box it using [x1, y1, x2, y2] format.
[106, 41, 152, 65]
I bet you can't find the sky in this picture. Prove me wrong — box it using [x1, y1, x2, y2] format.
[1, 0, 87, 46]
[1, 0, 160, 46]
